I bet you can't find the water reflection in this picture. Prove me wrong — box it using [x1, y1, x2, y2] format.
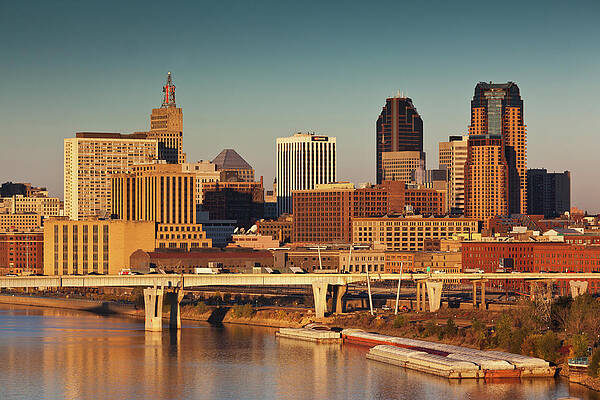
[0, 305, 599, 400]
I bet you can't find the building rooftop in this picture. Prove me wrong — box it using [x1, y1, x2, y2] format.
[212, 149, 253, 170]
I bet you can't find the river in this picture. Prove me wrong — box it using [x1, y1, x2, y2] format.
[0, 304, 597, 400]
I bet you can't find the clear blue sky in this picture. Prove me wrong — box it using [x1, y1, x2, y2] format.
[1, 0, 598, 211]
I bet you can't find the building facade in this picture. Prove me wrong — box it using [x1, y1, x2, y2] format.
[212, 149, 255, 182]
[181, 161, 221, 205]
[0, 214, 43, 232]
[292, 182, 405, 244]
[276, 133, 336, 215]
[439, 135, 468, 214]
[0, 231, 44, 275]
[256, 214, 293, 243]
[146, 72, 185, 164]
[64, 132, 157, 220]
[381, 151, 426, 183]
[43, 219, 156, 275]
[527, 169, 571, 218]
[464, 135, 509, 226]
[1, 195, 61, 217]
[352, 216, 479, 252]
[468, 82, 527, 214]
[376, 95, 423, 184]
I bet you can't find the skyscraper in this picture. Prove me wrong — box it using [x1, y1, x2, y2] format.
[64, 132, 157, 220]
[527, 169, 571, 218]
[468, 82, 527, 214]
[146, 72, 186, 164]
[276, 132, 336, 215]
[376, 95, 423, 184]
[439, 135, 468, 214]
[464, 135, 509, 225]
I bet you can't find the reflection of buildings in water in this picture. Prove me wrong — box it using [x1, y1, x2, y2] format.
[275, 336, 342, 399]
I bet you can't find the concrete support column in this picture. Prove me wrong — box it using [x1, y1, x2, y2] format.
[472, 282, 477, 308]
[426, 281, 443, 312]
[166, 288, 185, 330]
[421, 282, 428, 312]
[480, 282, 486, 310]
[312, 282, 328, 319]
[144, 287, 164, 332]
[415, 282, 421, 311]
[569, 281, 589, 298]
[332, 285, 347, 314]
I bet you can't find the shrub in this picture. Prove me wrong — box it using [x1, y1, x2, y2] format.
[444, 318, 458, 338]
[231, 304, 255, 319]
[535, 331, 561, 364]
[569, 333, 589, 358]
[589, 348, 600, 377]
[393, 315, 406, 329]
[195, 301, 209, 314]
[495, 313, 513, 349]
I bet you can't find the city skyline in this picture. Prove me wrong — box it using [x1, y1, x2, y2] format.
[1, 1, 598, 211]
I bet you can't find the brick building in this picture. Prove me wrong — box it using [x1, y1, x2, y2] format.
[256, 214, 293, 243]
[0, 231, 44, 275]
[462, 241, 600, 294]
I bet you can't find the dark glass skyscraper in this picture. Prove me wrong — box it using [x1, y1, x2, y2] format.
[376, 96, 423, 184]
[527, 169, 571, 218]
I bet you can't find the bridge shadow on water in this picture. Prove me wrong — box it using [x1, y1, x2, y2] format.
[82, 302, 119, 316]
[207, 306, 229, 325]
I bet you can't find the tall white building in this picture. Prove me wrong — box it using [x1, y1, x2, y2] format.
[276, 132, 336, 215]
[438, 135, 468, 214]
[64, 132, 157, 220]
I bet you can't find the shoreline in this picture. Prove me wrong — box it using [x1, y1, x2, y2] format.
[1, 293, 599, 393]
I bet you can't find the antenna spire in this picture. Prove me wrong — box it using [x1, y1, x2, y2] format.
[161, 71, 176, 108]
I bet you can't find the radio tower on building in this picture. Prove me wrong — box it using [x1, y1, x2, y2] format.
[162, 71, 176, 107]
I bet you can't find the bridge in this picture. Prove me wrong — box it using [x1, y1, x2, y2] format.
[1, 272, 598, 330]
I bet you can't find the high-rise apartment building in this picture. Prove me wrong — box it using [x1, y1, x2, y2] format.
[376, 95, 423, 184]
[464, 135, 509, 225]
[527, 169, 571, 218]
[468, 82, 527, 214]
[439, 135, 468, 213]
[381, 151, 425, 183]
[146, 72, 186, 164]
[276, 133, 336, 215]
[64, 132, 157, 220]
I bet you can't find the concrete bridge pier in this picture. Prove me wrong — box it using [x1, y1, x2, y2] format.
[426, 281, 443, 312]
[569, 280, 588, 298]
[166, 288, 185, 330]
[312, 282, 328, 319]
[143, 286, 164, 332]
[480, 281, 486, 310]
[332, 285, 347, 314]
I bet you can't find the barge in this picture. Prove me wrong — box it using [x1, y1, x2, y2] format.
[343, 329, 554, 378]
[276, 328, 342, 343]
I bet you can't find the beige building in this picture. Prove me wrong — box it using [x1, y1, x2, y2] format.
[1, 195, 61, 217]
[439, 135, 468, 213]
[339, 249, 386, 273]
[43, 219, 156, 275]
[182, 161, 221, 204]
[352, 216, 479, 251]
[64, 132, 157, 221]
[228, 234, 279, 250]
[381, 151, 425, 183]
[0, 214, 43, 232]
[112, 163, 212, 250]
[145, 72, 186, 164]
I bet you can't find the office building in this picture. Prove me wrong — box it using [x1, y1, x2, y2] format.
[0, 214, 43, 232]
[64, 132, 157, 220]
[256, 214, 293, 243]
[376, 95, 423, 184]
[292, 181, 405, 244]
[381, 151, 425, 183]
[43, 219, 156, 275]
[276, 132, 336, 215]
[212, 149, 255, 182]
[1, 195, 61, 218]
[464, 135, 509, 227]
[0, 231, 44, 275]
[468, 82, 527, 214]
[111, 163, 212, 250]
[146, 72, 185, 164]
[182, 161, 221, 205]
[352, 215, 478, 252]
[439, 135, 468, 213]
[527, 169, 571, 218]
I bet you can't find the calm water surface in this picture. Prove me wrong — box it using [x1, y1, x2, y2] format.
[0, 304, 598, 400]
